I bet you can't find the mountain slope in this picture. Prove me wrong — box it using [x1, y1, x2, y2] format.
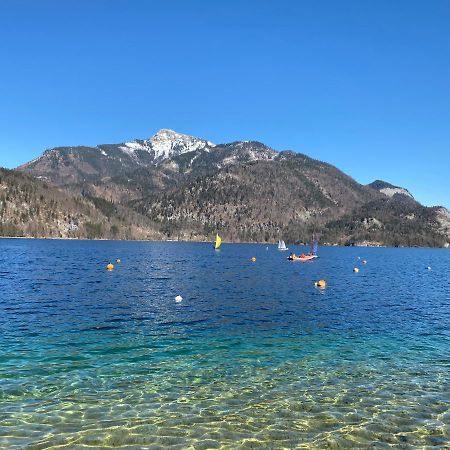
[18, 129, 214, 186]
[368, 180, 415, 200]
[13, 129, 450, 247]
[64, 141, 280, 204]
[0, 168, 161, 239]
[322, 196, 448, 247]
[131, 152, 379, 242]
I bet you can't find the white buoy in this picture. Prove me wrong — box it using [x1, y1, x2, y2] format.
[175, 295, 183, 303]
[426, 266, 431, 271]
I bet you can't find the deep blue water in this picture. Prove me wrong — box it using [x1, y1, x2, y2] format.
[0, 239, 449, 449]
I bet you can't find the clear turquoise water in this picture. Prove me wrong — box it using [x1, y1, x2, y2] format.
[0, 239, 449, 449]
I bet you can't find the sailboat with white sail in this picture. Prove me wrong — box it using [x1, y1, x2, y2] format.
[278, 240, 289, 251]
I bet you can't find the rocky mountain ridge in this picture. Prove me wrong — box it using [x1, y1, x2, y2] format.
[11, 129, 450, 247]
[368, 180, 415, 200]
[18, 129, 215, 185]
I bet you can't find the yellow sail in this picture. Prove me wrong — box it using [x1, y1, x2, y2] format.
[214, 234, 222, 249]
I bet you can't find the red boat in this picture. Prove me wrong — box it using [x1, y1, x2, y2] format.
[287, 235, 319, 261]
[288, 253, 318, 261]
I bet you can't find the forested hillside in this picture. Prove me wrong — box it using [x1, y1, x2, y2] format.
[0, 168, 161, 240]
[11, 129, 450, 247]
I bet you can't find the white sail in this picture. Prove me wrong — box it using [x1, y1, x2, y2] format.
[278, 240, 288, 251]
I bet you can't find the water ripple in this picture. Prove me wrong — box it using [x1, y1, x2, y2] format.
[0, 240, 449, 448]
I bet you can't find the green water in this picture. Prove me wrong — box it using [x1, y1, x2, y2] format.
[0, 240, 449, 448]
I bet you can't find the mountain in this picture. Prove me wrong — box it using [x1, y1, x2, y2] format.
[13, 129, 450, 247]
[131, 151, 378, 242]
[18, 129, 214, 186]
[102, 141, 278, 201]
[322, 197, 448, 247]
[0, 168, 161, 240]
[368, 180, 415, 201]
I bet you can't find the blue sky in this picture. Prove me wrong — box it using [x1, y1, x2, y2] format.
[0, 0, 449, 207]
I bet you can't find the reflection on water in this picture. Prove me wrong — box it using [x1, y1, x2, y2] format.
[0, 239, 449, 448]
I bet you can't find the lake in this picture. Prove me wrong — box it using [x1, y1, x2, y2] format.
[0, 239, 449, 448]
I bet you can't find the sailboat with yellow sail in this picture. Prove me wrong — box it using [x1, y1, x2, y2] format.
[214, 234, 222, 250]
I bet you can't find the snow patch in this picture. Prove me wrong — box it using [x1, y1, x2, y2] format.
[118, 141, 152, 163]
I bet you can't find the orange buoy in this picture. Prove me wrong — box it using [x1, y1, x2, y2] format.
[315, 279, 326, 289]
[106, 263, 114, 271]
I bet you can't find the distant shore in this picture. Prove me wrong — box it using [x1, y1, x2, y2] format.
[1, 235, 448, 249]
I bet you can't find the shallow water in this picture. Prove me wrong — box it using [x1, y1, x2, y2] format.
[0, 239, 449, 449]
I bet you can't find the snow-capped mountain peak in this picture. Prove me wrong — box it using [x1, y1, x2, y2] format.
[116, 129, 215, 163]
[147, 129, 215, 161]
